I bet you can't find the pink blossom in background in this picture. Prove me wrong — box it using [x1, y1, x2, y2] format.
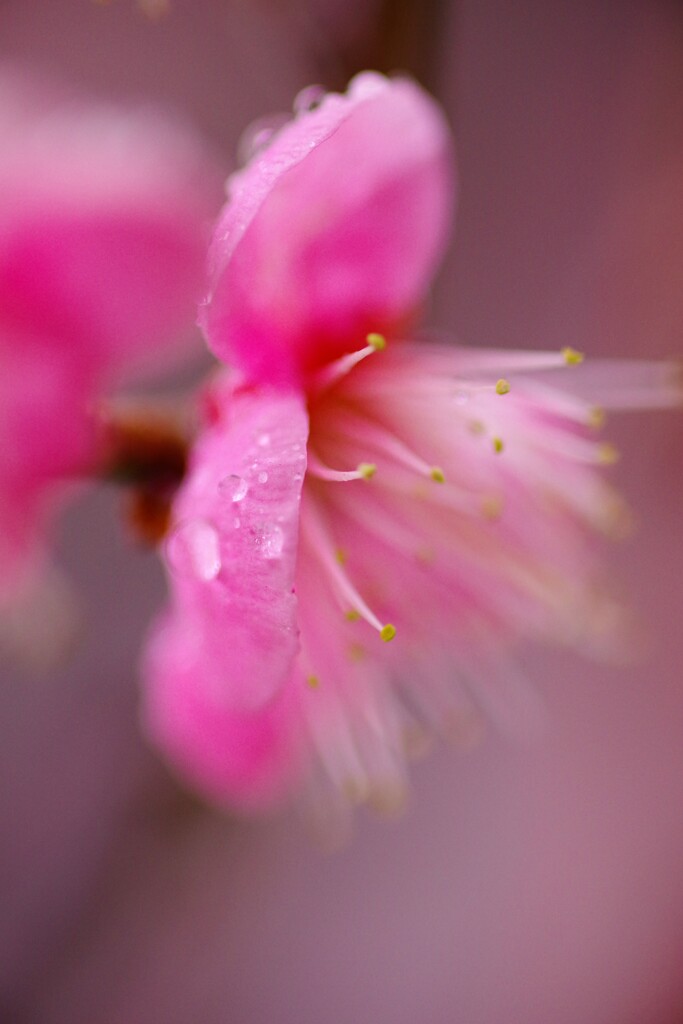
[0, 67, 220, 607]
[143, 73, 680, 820]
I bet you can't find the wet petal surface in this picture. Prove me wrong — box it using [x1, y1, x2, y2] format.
[201, 73, 453, 385]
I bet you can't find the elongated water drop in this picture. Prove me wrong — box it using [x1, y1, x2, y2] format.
[237, 114, 290, 165]
[218, 474, 248, 502]
[293, 84, 325, 114]
[166, 519, 221, 581]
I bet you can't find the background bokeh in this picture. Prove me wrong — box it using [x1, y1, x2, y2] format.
[2, 2, 683, 1022]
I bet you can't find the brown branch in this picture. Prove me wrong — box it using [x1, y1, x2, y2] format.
[96, 398, 194, 546]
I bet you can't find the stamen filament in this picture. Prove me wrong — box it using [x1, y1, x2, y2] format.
[351, 373, 512, 404]
[307, 452, 376, 482]
[310, 335, 387, 394]
[388, 342, 588, 376]
[327, 408, 445, 482]
[532, 430, 621, 465]
[301, 496, 395, 639]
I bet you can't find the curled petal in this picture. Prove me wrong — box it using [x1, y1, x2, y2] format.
[155, 379, 309, 711]
[201, 72, 454, 385]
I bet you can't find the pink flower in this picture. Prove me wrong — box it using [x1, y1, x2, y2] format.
[143, 73, 680, 818]
[0, 69, 219, 604]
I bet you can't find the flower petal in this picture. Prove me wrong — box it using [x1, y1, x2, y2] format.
[201, 72, 454, 385]
[0, 69, 221, 603]
[0, 331, 93, 602]
[0, 71, 220, 377]
[142, 610, 302, 811]
[157, 378, 309, 711]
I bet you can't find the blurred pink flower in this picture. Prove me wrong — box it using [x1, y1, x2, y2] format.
[143, 73, 680, 818]
[0, 68, 219, 605]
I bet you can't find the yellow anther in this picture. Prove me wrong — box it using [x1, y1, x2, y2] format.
[306, 675, 320, 689]
[598, 441, 620, 465]
[358, 462, 377, 480]
[492, 436, 504, 454]
[335, 547, 348, 565]
[139, 0, 170, 19]
[481, 494, 504, 520]
[588, 406, 606, 429]
[430, 466, 445, 483]
[380, 623, 397, 642]
[495, 378, 511, 395]
[342, 777, 370, 804]
[561, 347, 584, 365]
[366, 332, 387, 351]
[345, 609, 361, 622]
[368, 782, 408, 817]
[348, 642, 366, 662]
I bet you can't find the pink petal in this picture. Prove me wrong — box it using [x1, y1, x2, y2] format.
[201, 72, 453, 386]
[0, 71, 221, 377]
[0, 329, 93, 602]
[155, 377, 309, 712]
[142, 611, 302, 811]
[0, 69, 221, 601]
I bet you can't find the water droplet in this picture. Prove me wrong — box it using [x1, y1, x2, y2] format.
[257, 433, 271, 447]
[257, 470, 268, 484]
[255, 523, 284, 560]
[233, 517, 241, 530]
[218, 474, 248, 502]
[237, 114, 290, 165]
[166, 520, 221, 581]
[293, 84, 325, 114]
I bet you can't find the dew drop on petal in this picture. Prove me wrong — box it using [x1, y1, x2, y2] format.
[237, 114, 290, 165]
[166, 519, 221, 581]
[257, 433, 271, 447]
[293, 84, 325, 114]
[218, 474, 248, 502]
[257, 470, 269, 484]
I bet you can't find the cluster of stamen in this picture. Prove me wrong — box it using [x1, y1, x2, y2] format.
[292, 334, 644, 813]
[301, 334, 603, 700]
[305, 335, 512, 678]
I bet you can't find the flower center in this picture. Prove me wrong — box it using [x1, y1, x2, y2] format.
[300, 332, 515, 659]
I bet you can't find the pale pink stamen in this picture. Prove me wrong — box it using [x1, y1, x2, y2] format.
[324, 405, 445, 482]
[300, 495, 395, 640]
[306, 451, 376, 482]
[309, 334, 386, 395]
[350, 369, 511, 403]
[403, 344, 585, 375]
